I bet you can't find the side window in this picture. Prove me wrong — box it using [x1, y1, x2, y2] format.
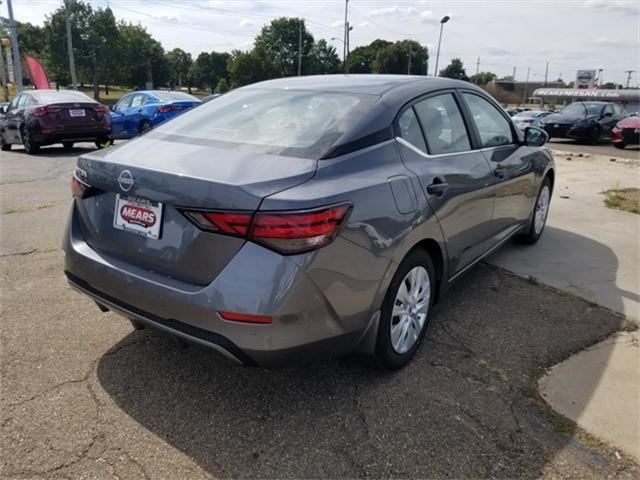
[17, 95, 29, 109]
[613, 104, 624, 115]
[603, 104, 614, 116]
[397, 108, 427, 152]
[130, 94, 145, 108]
[414, 93, 471, 154]
[463, 93, 514, 148]
[8, 95, 21, 111]
[115, 95, 133, 112]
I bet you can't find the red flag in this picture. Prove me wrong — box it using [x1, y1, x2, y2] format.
[26, 56, 50, 90]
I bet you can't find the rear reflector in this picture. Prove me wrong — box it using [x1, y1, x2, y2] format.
[181, 204, 350, 255]
[219, 311, 272, 324]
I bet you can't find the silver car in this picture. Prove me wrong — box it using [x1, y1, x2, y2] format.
[63, 75, 554, 369]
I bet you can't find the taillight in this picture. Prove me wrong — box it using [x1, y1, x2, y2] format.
[180, 204, 350, 254]
[31, 106, 48, 116]
[251, 205, 350, 254]
[183, 211, 252, 237]
[71, 170, 93, 198]
[157, 104, 182, 112]
[94, 105, 110, 114]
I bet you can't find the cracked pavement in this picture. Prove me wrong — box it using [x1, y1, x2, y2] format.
[1, 144, 639, 479]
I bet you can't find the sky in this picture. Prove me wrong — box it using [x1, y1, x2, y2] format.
[3, 0, 639, 86]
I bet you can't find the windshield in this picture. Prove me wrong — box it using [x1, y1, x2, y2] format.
[151, 88, 378, 159]
[560, 103, 602, 116]
[32, 90, 94, 104]
[152, 91, 199, 102]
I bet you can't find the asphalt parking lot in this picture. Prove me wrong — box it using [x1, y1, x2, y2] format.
[1, 144, 638, 479]
[547, 138, 639, 160]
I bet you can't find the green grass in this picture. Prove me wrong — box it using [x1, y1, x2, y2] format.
[602, 187, 640, 214]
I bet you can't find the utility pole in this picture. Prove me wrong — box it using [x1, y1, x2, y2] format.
[64, 0, 78, 90]
[522, 66, 530, 105]
[625, 70, 634, 89]
[0, 43, 8, 101]
[6, 0, 22, 91]
[342, 0, 349, 73]
[475, 56, 480, 75]
[544, 62, 549, 86]
[512, 66, 516, 81]
[297, 20, 302, 76]
[407, 42, 412, 75]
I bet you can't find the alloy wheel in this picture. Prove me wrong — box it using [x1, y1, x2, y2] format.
[534, 185, 550, 235]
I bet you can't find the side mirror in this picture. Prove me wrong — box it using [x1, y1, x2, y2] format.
[602, 112, 613, 118]
[524, 126, 548, 147]
[109, 104, 116, 112]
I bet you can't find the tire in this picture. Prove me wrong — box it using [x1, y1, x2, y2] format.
[516, 176, 552, 245]
[371, 249, 436, 370]
[0, 132, 10, 151]
[139, 120, 151, 135]
[589, 126, 602, 145]
[95, 137, 110, 149]
[62, 141, 74, 149]
[613, 143, 626, 150]
[21, 126, 40, 154]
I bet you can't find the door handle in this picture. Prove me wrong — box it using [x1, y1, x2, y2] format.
[137, 108, 142, 112]
[426, 177, 449, 196]
[493, 166, 508, 178]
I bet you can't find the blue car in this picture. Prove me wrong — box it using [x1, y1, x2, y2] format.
[109, 90, 201, 140]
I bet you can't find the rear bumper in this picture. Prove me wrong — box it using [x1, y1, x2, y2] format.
[32, 127, 111, 145]
[62, 205, 377, 368]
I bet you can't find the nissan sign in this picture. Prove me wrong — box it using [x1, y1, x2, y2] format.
[575, 69, 596, 89]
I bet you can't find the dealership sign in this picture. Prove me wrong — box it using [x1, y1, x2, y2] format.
[575, 70, 597, 89]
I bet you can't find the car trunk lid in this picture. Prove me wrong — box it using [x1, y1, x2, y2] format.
[74, 133, 317, 284]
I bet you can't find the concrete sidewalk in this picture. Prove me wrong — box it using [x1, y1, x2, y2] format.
[489, 151, 640, 461]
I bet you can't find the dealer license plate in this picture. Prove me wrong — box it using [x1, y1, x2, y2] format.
[113, 194, 163, 240]
[69, 109, 85, 117]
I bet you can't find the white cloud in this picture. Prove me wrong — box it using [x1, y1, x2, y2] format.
[368, 5, 421, 17]
[331, 19, 344, 28]
[151, 13, 181, 24]
[591, 36, 635, 48]
[583, 0, 639, 15]
[239, 18, 255, 27]
[357, 21, 371, 28]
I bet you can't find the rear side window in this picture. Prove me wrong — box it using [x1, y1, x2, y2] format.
[397, 108, 427, 152]
[414, 94, 471, 154]
[130, 94, 146, 108]
[152, 88, 377, 159]
[115, 95, 133, 112]
[463, 93, 514, 148]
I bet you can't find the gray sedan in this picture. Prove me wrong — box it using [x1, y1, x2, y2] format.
[63, 75, 554, 369]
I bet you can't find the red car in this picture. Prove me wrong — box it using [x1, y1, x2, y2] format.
[0, 89, 111, 154]
[612, 114, 640, 149]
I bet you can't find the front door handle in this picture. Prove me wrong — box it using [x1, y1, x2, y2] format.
[426, 177, 449, 196]
[493, 166, 508, 178]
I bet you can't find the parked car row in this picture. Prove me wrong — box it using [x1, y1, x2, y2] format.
[506, 101, 638, 149]
[0, 89, 202, 153]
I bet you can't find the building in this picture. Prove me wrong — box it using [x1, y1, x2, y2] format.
[484, 80, 565, 105]
[532, 88, 640, 112]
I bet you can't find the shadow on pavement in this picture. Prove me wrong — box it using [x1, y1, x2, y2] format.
[97, 233, 632, 477]
[6, 145, 98, 158]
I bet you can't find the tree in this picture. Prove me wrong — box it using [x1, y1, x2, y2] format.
[347, 39, 391, 73]
[166, 48, 192, 89]
[373, 40, 428, 75]
[190, 51, 230, 92]
[116, 22, 168, 89]
[86, 7, 119, 99]
[254, 17, 314, 77]
[439, 58, 468, 81]
[227, 49, 276, 87]
[306, 39, 340, 75]
[470, 71, 497, 85]
[215, 78, 230, 93]
[498, 75, 514, 81]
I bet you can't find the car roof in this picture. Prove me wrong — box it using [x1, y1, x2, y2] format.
[246, 74, 472, 95]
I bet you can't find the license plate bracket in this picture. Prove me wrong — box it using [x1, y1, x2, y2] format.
[113, 194, 163, 239]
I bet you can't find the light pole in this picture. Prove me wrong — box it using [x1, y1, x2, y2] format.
[342, 0, 349, 72]
[433, 15, 449, 77]
[6, 0, 23, 91]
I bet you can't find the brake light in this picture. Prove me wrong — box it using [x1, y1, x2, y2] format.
[94, 105, 110, 114]
[252, 205, 350, 254]
[180, 204, 350, 254]
[71, 170, 93, 198]
[157, 104, 182, 112]
[31, 106, 48, 116]
[219, 311, 272, 324]
[183, 211, 252, 237]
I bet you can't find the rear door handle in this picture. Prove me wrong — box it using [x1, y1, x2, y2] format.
[493, 166, 508, 178]
[426, 177, 449, 196]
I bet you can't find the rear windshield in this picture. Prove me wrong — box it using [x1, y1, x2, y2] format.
[31, 90, 94, 104]
[150, 88, 378, 159]
[561, 103, 602, 116]
[152, 91, 199, 102]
